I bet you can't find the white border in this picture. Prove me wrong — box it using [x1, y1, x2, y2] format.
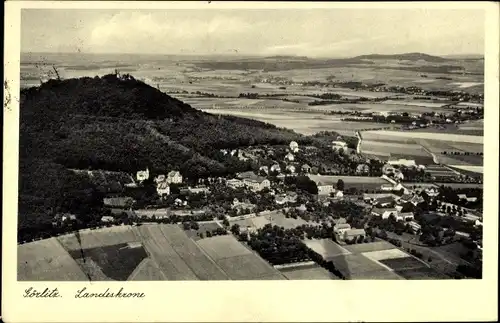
[3, 2, 499, 322]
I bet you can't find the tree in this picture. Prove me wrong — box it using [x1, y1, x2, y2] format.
[230, 223, 241, 235]
[222, 218, 230, 227]
[336, 179, 345, 191]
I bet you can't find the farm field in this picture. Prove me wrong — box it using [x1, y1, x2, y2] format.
[447, 165, 483, 174]
[67, 242, 149, 281]
[342, 240, 399, 254]
[157, 224, 230, 280]
[395, 267, 449, 279]
[361, 140, 433, 160]
[362, 130, 483, 144]
[279, 264, 339, 280]
[329, 253, 399, 280]
[133, 224, 200, 280]
[57, 226, 140, 251]
[18, 238, 88, 281]
[128, 258, 167, 280]
[432, 182, 483, 189]
[196, 235, 253, 260]
[378, 256, 429, 271]
[303, 239, 351, 260]
[215, 254, 286, 280]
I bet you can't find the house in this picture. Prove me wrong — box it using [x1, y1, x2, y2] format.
[456, 231, 471, 238]
[424, 187, 440, 197]
[382, 164, 396, 174]
[342, 228, 366, 242]
[296, 204, 307, 213]
[136, 168, 150, 182]
[334, 223, 352, 235]
[408, 221, 421, 233]
[101, 216, 115, 223]
[285, 153, 295, 162]
[332, 141, 348, 149]
[181, 186, 210, 195]
[243, 178, 271, 192]
[301, 164, 312, 173]
[275, 195, 290, 205]
[156, 182, 170, 197]
[154, 174, 166, 183]
[356, 164, 370, 175]
[371, 207, 399, 219]
[399, 194, 413, 204]
[103, 197, 135, 209]
[381, 183, 394, 191]
[334, 191, 344, 199]
[457, 194, 478, 203]
[53, 213, 77, 225]
[373, 196, 395, 207]
[286, 165, 296, 174]
[387, 159, 416, 167]
[226, 178, 244, 189]
[410, 195, 425, 206]
[396, 212, 414, 221]
[259, 166, 269, 175]
[317, 183, 335, 196]
[394, 172, 404, 181]
[270, 164, 281, 173]
[289, 141, 299, 152]
[286, 191, 298, 203]
[166, 171, 183, 184]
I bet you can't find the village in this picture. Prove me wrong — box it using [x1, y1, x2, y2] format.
[45, 137, 483, 279]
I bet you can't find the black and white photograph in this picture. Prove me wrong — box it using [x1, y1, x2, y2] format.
[14, 5, 490, 283]
[4, 2, 499, 322]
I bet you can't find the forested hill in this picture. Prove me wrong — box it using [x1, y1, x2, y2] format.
[20, 73, 305, 177]
[19, 73, 307, 240]
[354, 52, 449, 62]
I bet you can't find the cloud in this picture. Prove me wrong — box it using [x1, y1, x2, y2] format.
[87, 11, 255, 53]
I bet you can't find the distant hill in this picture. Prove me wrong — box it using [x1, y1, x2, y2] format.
[264, 55, 309, 60]
[354, 52, 450, 63]
[18, 74, 307, 241]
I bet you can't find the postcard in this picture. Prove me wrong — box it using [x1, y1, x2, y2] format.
[3, 1, 498, 322]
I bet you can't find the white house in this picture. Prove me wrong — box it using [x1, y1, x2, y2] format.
[388, 159, 416, 167]
[286, 165, 296, 174]
[332, 141, 348, 149]
[166, 171, 183, 184]
[424, 187, 440, 197]
[136, 168, 150, 182]
[334, 191, 344, 199]
[226, 178, 245, 189]
[270, 164, 281, 173]
[243, 178, 271, 192]
[334, 223, 351, 235]
[317, 184, 335, 196]
[101, 216, 115, 223]
[457, 194, 478, 203]
[301, 164, 312, 173]
[285, 153, 295, 162]
[342, 228, 366, 242]
[372, 207, 399, 219]
[396, 212, 414, 221]
[259, 166, 269, 175]
[408, 221, 421, 233]
[156, 182, 170, 197]
[394, 172, 404, 181]
[289, 141, 299, 153]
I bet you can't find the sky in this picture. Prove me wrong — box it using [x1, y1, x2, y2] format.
[21, 9, 485, 57]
